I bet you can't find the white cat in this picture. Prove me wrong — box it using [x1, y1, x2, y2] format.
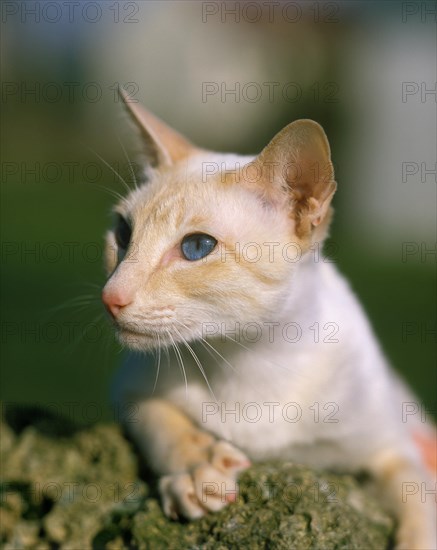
[103, 89, 436, 549]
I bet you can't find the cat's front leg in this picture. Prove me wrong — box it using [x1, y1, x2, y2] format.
[369, 450, 436, 550]
[123, 398, 251, 519]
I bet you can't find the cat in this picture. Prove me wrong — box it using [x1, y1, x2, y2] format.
[102, 88, 436, 549]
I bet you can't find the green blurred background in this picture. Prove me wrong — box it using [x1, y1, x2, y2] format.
[1, 1, 435, 424]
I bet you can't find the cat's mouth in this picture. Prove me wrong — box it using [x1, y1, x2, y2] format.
[106, 307, 201, 350]
[112, 319, 191, 350]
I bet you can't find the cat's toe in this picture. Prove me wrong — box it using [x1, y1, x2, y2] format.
[193, 463, 240, 512]
[159, 473, 207, 520]
[210, 440, 252, 477]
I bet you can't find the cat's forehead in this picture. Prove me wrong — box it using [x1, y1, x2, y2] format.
[112, 150, 289, 243]
[118, 151, 255, 218]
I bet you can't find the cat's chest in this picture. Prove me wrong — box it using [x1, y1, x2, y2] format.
[164, 347, 344, 460]
[117, 341, 349, 459]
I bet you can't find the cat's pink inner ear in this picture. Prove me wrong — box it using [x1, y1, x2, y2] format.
[119, 87, 200, 166]
[249, 119, 337, 234]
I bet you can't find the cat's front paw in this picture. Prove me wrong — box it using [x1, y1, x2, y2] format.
[159, 464, 239, 520]
[159, 441, 251, 520]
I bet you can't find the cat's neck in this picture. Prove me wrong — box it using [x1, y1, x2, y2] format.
[275, 251, 325, 323]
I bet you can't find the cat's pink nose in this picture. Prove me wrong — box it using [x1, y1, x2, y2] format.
[102, 287, 133, 318]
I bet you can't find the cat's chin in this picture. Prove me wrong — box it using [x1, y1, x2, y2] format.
[111, 316, 203, 351]
[115, 327, 159, 351]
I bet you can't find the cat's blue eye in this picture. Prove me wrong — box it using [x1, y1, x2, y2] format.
[181, 233, 217, 261]
[115, 215, 131, 250]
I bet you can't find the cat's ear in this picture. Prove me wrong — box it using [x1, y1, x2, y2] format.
[118, 87, 199, 168]
[250, 120, 337, 235]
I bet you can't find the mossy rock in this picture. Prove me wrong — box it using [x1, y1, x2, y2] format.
[0, 404, 394, 549]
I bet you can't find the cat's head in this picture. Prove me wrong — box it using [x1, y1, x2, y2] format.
[102, 90, 336, 350]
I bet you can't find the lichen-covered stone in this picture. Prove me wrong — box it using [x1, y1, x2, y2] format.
[0, 404, 395, 549]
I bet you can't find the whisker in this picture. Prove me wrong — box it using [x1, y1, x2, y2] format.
[84, 143, 132, 196]
[175, 319, 273, 401]
[172, 306, 307, 378]
[117, 136, 139, 190]
[168, 331, 188, 399]
[80, 179, 125, 202]
[152, 333, 162, 395]
[174, 326, 218, 403]
[198, 336, 238, 376]
[42, 295, 102, 322]
[173, 318, 237, 376]
[164, 344, 171, 371]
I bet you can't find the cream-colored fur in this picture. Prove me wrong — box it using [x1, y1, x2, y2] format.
[103, 92, 436, 548]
